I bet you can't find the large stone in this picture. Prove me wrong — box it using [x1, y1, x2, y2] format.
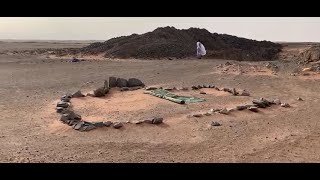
[93, 122, 105, 128]
[60, 97, 71, 102]
[104, 80, 109, 89]
[128, 78, 144, 87]
[72, 90, 85, 98]
[116, 78, 128, 88]
[152, 117, 163, 124]
[103, 121, 113, 127]
[56, 107, 65, 113]
[252, 100, 267, 108]
[109, 77, 117, 88]
[236, 105, 247, 111]
[61, 111, 81, 121]
[192, 114, 203, 118]
[143, 118, 153, 124]
[73, 121, 84, 130]
[93, 87, 106, 97]
[113, 122, 123, 129]
[248, 106, 259, 112]
[240, 90, 250, 96]
[57, 101, 70, 108]
[219, 108, 230, 115]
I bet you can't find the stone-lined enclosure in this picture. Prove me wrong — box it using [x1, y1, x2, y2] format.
[55, 77, 290, 132]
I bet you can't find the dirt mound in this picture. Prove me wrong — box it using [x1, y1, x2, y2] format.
[78, 27, 282, 61]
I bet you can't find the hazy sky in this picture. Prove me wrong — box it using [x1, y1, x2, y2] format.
[0, 17, 320, 42]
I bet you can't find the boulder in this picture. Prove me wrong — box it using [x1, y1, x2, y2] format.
[128, 78, 144, 87]
[116, 78, 128, 88]
[113, 122, 123, 129]
[236, 105, 247, 111]
[248, 106, 259, 112]
[240, 90, 250, 96]
[57, 101, 70, 108]
[103, 121, 113, 127]
[219, 108, 230, 115]
[200, 91, 206, 94]
[93, 122, 105, 128]
[272, 99, 281, 105]
[104, 80, 109, 89]
[72, 90, 85, 98]
[93, 87, 106, 97]
[109, 77, 117, 88]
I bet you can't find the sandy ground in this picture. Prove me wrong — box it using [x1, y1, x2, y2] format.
[1, 41, 320, 163]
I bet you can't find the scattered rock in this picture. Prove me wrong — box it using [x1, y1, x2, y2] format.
[197, 85, 203, 89]
[236, 105, 247, 111]
[225, 62, 232, 66]
[211, 121, 221, 126]
[231, 88, 238, 96]
[128, 78, 144, 87]
[248, 106, 259, 112]
[71, 57, 80, 62]
[193, 114, 203, 118]
[191, 86, 198, 90]
[93, 122, 105, 128]
[143, 118, 153, 124]
[219, 108, 230, 115]
[57, 101, 70, 108]
[56, 107, 65, 113]
[204, 112, 212, 116]
[252, 100, 267, 108]
[120, 87, 129, 91]
[152, 117, 163, 124]
[113, 122, 123, 129]
[73, 121, 84, 130]
[240, 90, 250, 96]
[103, 121, 113, 127]
[281, 103, 290, 108]
[109, 76, 117, 88]
[93, 87, 106, 97]
[272, 99, 281, 105]
[145, 86, 157, 90]
[81, 122, 97, 132]
[72, 90, 85, 98]
[200, 91, 206, 94]
[60, 96, 71, 102]
[181, 87, 188, 91]
[116, 78, 128, 88]
[297, 97, 303, 101]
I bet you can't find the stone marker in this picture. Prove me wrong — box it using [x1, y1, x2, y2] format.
[113, 122, 123, 129]
[103, 121, 113, 127]
[93, 87, 106, 97]
[116, 78, 128, 88]
[72, 90, 85, 98]
[109, 76, 117, 88]
[128, 78, 144, 87]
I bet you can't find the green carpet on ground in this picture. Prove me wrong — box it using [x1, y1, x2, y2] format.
[146, 89, 205, 104]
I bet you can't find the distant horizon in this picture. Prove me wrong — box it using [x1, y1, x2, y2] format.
[1, 17, 320, 42]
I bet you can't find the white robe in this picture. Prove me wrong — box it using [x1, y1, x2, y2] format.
[197, 42, 206, 56]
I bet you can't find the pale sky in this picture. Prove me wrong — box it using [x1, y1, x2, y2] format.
[0, 17, 320, 42]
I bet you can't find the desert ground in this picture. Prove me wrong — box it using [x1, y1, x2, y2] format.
[1, 40, 320, 163]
